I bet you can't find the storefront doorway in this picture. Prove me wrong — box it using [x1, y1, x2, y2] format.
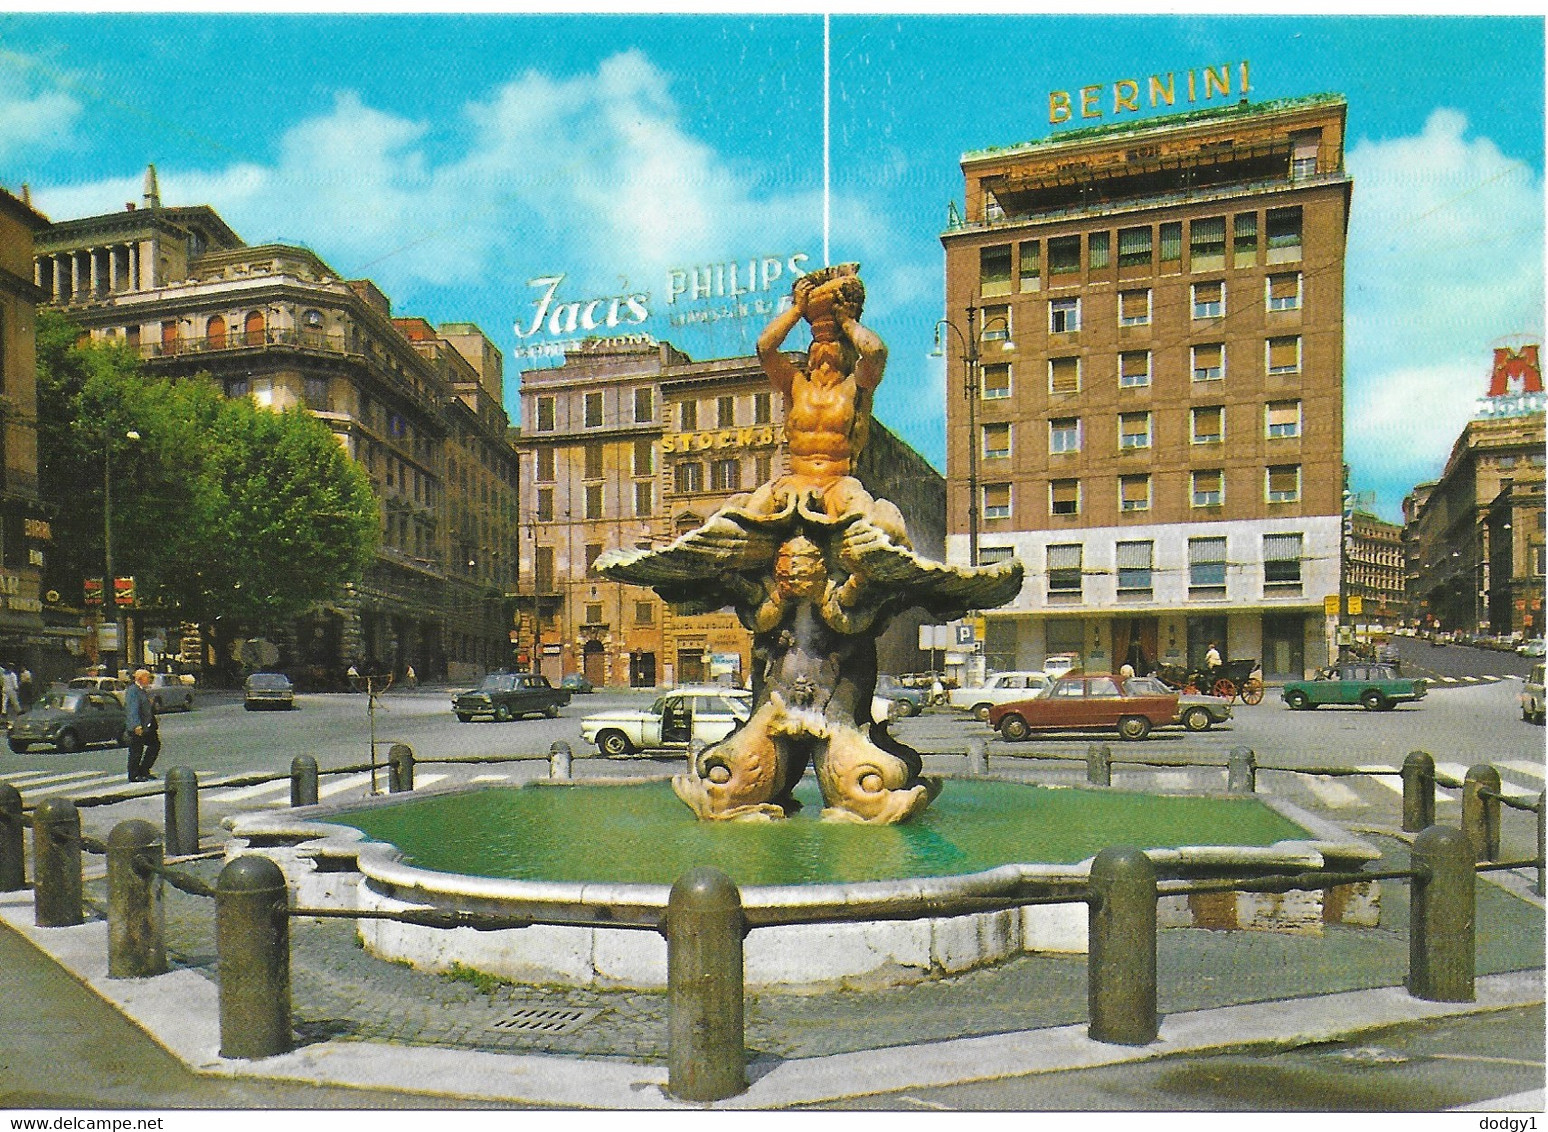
[1187, 616, 1229, 671]
[1262, 614, 1306, 680]
[583, 640, 606, 686]
[629, 651, 657, 687]
[1109, 617, 1159, 676]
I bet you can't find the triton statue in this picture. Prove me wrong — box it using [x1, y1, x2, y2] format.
[596, 264, 1023, 824]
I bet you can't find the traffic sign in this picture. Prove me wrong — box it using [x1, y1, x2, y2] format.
[1348, 595, 1363, 615]
[1323, 595, 1340, 616]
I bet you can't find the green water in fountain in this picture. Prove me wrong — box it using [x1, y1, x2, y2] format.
[332, 778, 1311, 887]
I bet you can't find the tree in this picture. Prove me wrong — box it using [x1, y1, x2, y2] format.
[35, 310, 379, 641]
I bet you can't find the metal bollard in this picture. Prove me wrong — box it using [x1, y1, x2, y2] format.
[1462, 764, 1501, 863]
[1402, 751, 1436, 833]
[967, 737, 988, 776]
[549, 740, 573, 781]
[0, 783, 24, 892]
[1087, 846, 1159, 1045]
[1409, 824, 1475, 1003]
[290, 756, 318, 808]
[1227, 747, 1257, 794]
[32, 796, 83, 927]
[107, 819, 166, 978]
[163, 767, 200, 857]
[1086, 744, 1111, 786]
[216, 855, 292, 1059]
[666, 867, 747, 1102]
[388, 744, 415, 793]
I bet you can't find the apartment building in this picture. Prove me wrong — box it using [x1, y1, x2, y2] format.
[940, 94, 1351, 679]
[1345, 511, 1406, 627]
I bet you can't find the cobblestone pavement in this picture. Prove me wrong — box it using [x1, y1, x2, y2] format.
[79, 835, 1543, 1067]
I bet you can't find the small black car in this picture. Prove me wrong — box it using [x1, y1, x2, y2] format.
[453, 672, 571, 722]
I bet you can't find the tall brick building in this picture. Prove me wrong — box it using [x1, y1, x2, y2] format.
[940, 94, 1350, 679]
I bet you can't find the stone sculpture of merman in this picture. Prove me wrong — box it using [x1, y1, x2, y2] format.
[596, 264, 1023, 824]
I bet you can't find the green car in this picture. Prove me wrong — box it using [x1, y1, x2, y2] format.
[1281, 663, 1427, 711]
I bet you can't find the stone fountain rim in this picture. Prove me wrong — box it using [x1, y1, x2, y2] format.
[221, 774, 1378, 914]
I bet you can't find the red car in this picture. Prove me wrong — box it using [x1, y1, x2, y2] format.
[987, 673, 1179, 742]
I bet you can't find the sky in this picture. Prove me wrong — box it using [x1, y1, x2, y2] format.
[0, 13, 1541, 522]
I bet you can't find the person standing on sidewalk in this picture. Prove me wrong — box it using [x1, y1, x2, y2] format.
[124, 668, 161, 783]
[0, 665, 20, 720]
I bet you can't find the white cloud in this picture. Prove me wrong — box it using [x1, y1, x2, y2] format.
[1345, 109, 1543, 510]
[0, 53, 81, 166]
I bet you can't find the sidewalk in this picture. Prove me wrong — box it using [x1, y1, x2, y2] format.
[0, 831, 1541, 1109]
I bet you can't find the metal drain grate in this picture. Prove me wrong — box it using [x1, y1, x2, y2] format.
[488, 1006, 600, 1035]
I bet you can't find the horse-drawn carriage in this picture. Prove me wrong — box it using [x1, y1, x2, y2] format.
[1155, 659, 1265, 705]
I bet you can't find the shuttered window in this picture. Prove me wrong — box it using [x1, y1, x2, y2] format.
[536, 448, 556, 482]
[536, 396, 556, 431]
[633, 438, 654, 477]
[536, 486, 554, 522]
[1050, 479, 1080, 515]
[1120, 351, 1150, 387]
[634, 480, 652, 517]
[1159, 222, 1182, 264]
[1047, 544, 1083, 595]
[1118, 226, 1153, 268]
[982, 363, 1011, 399]
[1019, 240, 1041, 291]
[584, 391, 603, 427]
[980, 245, 1013, 297]
[1266, 464, 1301, 503]
[1266, 400, 1302, 438]
[1192, 343, 1224, 382]
[1190, 216, 1226, 268]
[982, 423, 1011, 459]
[634, 387, 654, 422]
[1120, 474, 1150, 512]
[1189, 537, 1227, 590]
[982, 482, 1011, 520]
[1119, 412, 1152, 450]
[1192, 406, 1224, 444]
[1264, 533, 1304, 584]
[1049, 235, 1081, 275]
[1191, 469, 1224, 507]
[1192, 280, 1223, 318]
[1234, 213, 1258, 265]
[1088, 231, 1110, 269]
[1049, 418, 1080, 454]
[1118, 289, 1150, 326]
[1117, 541, 1153, 593]
[584, 444, 604, 480]
[1050, 356, 1080, 394]
[1268, 336, 1301, 374]
[584, 483, 603, 519]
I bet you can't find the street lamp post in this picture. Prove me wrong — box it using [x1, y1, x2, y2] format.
[102, 428, 140, 676]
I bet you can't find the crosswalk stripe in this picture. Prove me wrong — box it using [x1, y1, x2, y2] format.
[316, 772, 376, 801]
[1357, 766, 1406, 797]
[59, 774, 139, 799]
[3, 768, 112, 790]
[412, 773, 447, 790]
[1300, 775, 1365, 809]
[210, 778, 291, 803]
[469, 774, 510, 783]
[1440, 676, 1458, 683]
[1501, 760, 1545, 781]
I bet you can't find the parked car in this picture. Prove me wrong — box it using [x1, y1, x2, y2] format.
[243, 672, 296, 711]
[1042, 654, 1081, 678]
[1280, 664, 1427, 711]
[145, 672, 195, 712]
[67, 675, 128, 703]
[1518, 639, 1546, 659]
[1122, 675, 1233, 732]
[453, 672, 570, 722]
[582, 686, 751, 756]
[988, 673, 1178, 742]
[948, 670, 1053, 721]
[560, 673, 596, 694]
[1522, 663, 1545, 724]
[8, 689, 127, 753]
[897, 672, 954, 705]
[875, 675, 926, 717]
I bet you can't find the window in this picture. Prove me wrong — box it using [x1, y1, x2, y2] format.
[1290, 130, 1321, 179]
[536, 486, 555, 522]
[583, 443, 604, 480]
[636, 601, 655, 625]
[633, 438, 654, 477]
[1192, 343, 1224, 382]
[1189, 537, 1227, 592]
[982, 304, 1011, 342]
[1192, 405, 1224, 444]
[584, 483, 603, 519]
[1267, 272, 1301, 311]
[634, 387, 654, 422]
[982, 422, 1011, 460]
[536, 448, 555, 482]
[1047, 544, 1083, 599]
[1234, 213, 1258, 267]
[680, 400, 698, 430]
[1159, 222, 1182, 266]
[1192, 469, 1224, 507]
[1119, 351, 1151, 388]
[1119, 412, 1152, 450]
[981, 482, 1011, 521]
[980, 244, 1013, 297]
[711, 458, 741, 492]
[1266, 399, 1302, 438]
[303, 375, 329, 408]
[1192, 280, 1223, 319]
[1088, 231, 1110, 269]
[1117, 541, 1153, 594]
[634, 480, 653, 517]
[1118, 226, 1153, 268]
[754, 392, 771, 424]
[982, 363, 1011, 399]
[1049, 417, 1081, 454]
[1049, 356, 1080, 395]
[1189, 216, 1226, 269]
[1019, 240, 1041, 291]
[1118, 289, 1151, 327]
[1266, 464, 1302, 503]
[1263, 533, 1304, 586]
[1119, 474, 1151, 512]
[584, 391, 603, 428]
[978, 546, 1015, 566]
[1266, 206, 1303, 262]
[1050, 479, 1080, 515]
[717, 396, 736, 428]
[585, 602, 603, 625]
[1048, 235, 1081, 275]
[534, 546, 555, 592]
[535, 396, 556, 431]
[1267, 336, 1301, 375]
[675, 462, 703, 493]
[754, 453, 773, 483]
[1049, 298, 1079, 333]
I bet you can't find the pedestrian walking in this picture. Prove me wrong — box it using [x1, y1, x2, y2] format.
[124, 668, 161, 783]
[405, 664, 417, 689]
[0, 666, 20, 719]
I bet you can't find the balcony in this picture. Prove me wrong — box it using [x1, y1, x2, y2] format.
[138, 327, 349, 362]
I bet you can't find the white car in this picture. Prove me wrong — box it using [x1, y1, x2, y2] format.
[948, 670, 1053, 721]
[582, 687, 752, 757]
[1042, 654, 1080, 678]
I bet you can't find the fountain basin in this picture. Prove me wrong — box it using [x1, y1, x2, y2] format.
[225, 776, 1380, 990]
